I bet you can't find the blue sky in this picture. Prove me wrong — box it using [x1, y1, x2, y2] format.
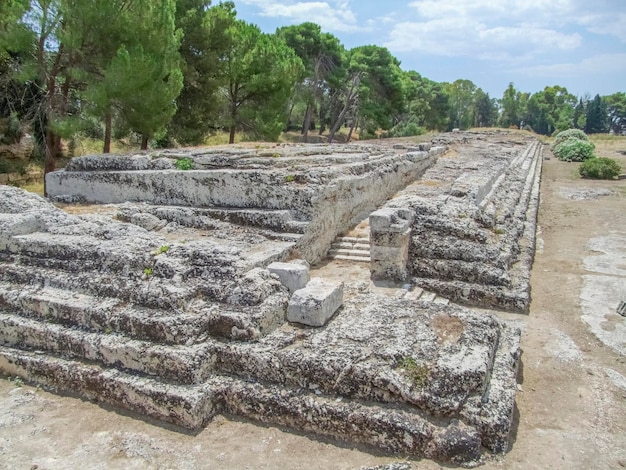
[233, 0, 626, 99]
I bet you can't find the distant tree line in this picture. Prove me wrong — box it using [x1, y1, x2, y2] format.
[1, 1, 625, 190]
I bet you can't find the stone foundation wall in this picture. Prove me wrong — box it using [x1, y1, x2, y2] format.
[46, 144, 444, 264]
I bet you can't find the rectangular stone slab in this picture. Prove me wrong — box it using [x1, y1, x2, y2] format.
[287, 278, 343, 327]
[267, 261, 310, 294]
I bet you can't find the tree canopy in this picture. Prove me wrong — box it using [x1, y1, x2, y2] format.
[1, 6, 624, 182]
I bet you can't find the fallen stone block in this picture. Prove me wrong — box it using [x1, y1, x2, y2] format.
[287, 278, 343, 327]
[267, 261, 310, 294]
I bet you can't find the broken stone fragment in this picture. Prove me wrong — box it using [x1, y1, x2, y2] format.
[267, 261, 310, 294]
[287, 278, 343, 327]
[129, 213, 167, 231]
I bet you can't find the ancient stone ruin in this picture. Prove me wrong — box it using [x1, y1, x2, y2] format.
[0, 132, 542, 465]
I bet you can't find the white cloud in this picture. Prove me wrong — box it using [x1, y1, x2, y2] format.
[384, 19, 581, 60]
[407, 0, 626, 43]
[366, 13, 396, 28]
[408, 0, 575, 21]
[578, 11, 626, 42]
[239, 0, 361, 32]
[515, 53, 626, 78]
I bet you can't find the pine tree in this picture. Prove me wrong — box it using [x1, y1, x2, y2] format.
[584, 94, 609, 134]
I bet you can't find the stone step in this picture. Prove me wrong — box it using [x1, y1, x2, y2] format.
[0, 345, 215, 429]
[125, 205, 310, 235]
[329, 248, 370, 257]
[0, 345, 487, 463]
[0, 263, 200, 311]
[0, 311, 214, 384]
[6, 232, 154, 271]
[411, 258, 511, 287]
[0, 273, 286, 344]
[332, 241, 371, 250]
[331, 254, 371, 263]
[0, 283, 210, 345]
[328, 232, 371, 263]
[413, 276, 529, 312]
[336, 236, 370, 244]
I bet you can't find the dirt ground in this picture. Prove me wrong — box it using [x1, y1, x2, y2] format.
[1, 137, 626, 469]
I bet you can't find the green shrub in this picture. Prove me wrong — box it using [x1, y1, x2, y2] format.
[386, 119, 426, 138]
[175, 157, 193, 170]
[552, 138, 595, 162]
[0, 113, 23, 145]
[553, 128, 588, 146]
[579, 157, 622, 179]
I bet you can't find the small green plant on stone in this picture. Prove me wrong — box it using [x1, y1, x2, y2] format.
[105, 327, 113, 335]
[8, 376, 24, 387]
[579, 157, 622, 180]
[143, 267, 153, 277]
[285, 174, 295, 183]
[175, 157, 194, 170]
[154, 245, 169, 255]
[399, 357, 429, 387]
[493, 227, 505, 235]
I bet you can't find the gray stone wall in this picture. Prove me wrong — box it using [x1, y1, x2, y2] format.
[46, 144, 444, 264]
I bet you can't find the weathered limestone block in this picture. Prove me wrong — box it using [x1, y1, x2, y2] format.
[287, 278, 343, 327]
[370, 207, 414, 233]
[370, 229, 411, 247]
[267, 261, 310, 294]
[370, 207, 414, 280]
[370, 244, 409, 261]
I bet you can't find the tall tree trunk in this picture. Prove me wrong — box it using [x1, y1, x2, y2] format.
[103, 109, 112, 153]
[141, 135, 149, 150]
[327, 103, 349, 143]
[285, 100, 296, 130]
[327, 73, 360, 143]
[43, 128, 58, 197]
[229, 98, 237, 144]
[318, 102, 326, 135]
[302, 104, 313, 142]
[347, 115, 358, 142]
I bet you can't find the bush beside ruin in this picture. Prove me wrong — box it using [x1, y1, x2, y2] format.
[579, 157, 622, 179]
[553, 128, 589, 146]
[552, 130, 595, 162]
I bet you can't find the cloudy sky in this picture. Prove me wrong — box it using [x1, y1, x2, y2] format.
[234, 0, 625, 99]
